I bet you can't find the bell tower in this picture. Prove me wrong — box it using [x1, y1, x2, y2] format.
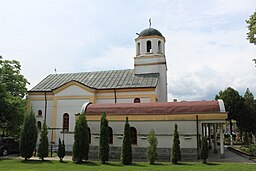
[134, 27, 167, 102]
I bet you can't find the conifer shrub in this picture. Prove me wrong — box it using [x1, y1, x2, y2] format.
[99, 113, 109, 164]
[121, 117, 132, 165]
[57, 138, 66, 162]
[20, 110, 38, 160]
[201, 136, 209, 164]
[73, 113, 89, 163]
[171, 123, 181, 164]
[147, 129, 158, 164]
[38, 120, 49, 161]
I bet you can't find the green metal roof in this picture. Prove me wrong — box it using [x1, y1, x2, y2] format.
[139, 28, 163, 37]
[29, 69, 159, 92]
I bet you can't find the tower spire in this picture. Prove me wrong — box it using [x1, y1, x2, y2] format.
[149, 18, 151, 28]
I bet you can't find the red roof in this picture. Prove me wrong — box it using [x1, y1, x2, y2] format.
[85, 101, 222, 115]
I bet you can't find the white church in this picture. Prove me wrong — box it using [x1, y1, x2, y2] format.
[27, 27, 227, 160]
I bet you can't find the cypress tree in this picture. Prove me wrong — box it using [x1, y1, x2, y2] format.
[38, 120, 49, 161]
[171, 123, 181, 164]
[147, 129, 158, 164]
[57, 138, 66, 162]
[20, 110, 38, 160]
[201, 137, 208, 164]
[121, 117, 132, 165]
[73, 113, 89, 163]
[99, 113, 109, 164]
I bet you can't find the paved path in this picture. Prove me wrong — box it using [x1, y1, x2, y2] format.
[207, 146, 255, 163]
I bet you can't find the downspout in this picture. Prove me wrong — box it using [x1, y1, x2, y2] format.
[44, 92, 47, 121]
[196, 115, 199, 159]
[114, 89, 117, 103]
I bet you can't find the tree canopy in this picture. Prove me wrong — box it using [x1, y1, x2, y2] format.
[246, 9, 256, 45]
[215, 87, 243, 121]
[0, 58, 29, 137]
[239, 88, 256, 135]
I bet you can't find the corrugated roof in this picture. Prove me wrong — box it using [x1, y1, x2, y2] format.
[29, 69, 159, 92]
[85, 101, 224, 115]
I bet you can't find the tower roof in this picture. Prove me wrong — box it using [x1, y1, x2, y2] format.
[139, 28, 163, 37]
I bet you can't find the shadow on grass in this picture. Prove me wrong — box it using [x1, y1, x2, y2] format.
[149, 162, 169, 166]
[59, 161, 69, 164]
[21, 159, 53, 164]
[130, 163, 146, 167]
[176, 162, 194, 166]
[206, 162, 220, 166]
[74, 161, 100, 166]
[103, 162, 123, 167]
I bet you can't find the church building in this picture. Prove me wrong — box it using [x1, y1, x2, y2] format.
[27, 27, 227, 160]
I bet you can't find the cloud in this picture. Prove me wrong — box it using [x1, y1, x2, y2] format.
[1, 0, 256, 100]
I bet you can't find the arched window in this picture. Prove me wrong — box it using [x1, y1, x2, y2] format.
[137, 42, 140, 55]
[88, 127, 91, 144]
[134, 98, 141, 103]
[38, 110, 42, 116]
[147, 40, 152, 53]
[37, 121, 42, 130]
[63, 113, 69, 132]
[130, 127, 137, 145]
[108, 126, 113, 144]
[158, 41, 162, 53]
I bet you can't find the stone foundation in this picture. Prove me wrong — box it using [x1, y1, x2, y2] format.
[86, 146, 198, 161]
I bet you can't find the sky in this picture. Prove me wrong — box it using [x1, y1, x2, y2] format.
[0, 0, 256, 101]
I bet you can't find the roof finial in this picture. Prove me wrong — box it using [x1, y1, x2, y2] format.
[149, 18, 151, 28]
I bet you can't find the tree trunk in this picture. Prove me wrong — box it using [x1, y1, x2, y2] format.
[251, 133, 256, 144]
[202, 159, 207, 164]
[230, 119, 233, 146]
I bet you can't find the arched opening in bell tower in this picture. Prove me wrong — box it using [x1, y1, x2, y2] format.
[146, 40, 152, 53]
[158, 41, 162, 53]
[137, 42, 140, 56]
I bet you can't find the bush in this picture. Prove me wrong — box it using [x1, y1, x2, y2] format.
[171, 123, 181, 164]
[38, 120, 49, 161]
[147, 129, 158, 164]
[57, 138, 66, 162]
[121, 117, 132, 165]
[20, 110, 38, 160]
[201, 137, 208, 164]
[73, 113, 89, 163]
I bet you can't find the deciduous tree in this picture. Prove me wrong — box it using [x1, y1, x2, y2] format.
[246, 10, 256, 66]
[0, 58, 29, 137]
[215, 87, 243, 138]
[246, 9, 256, 45]
[240, 88, 256, 143]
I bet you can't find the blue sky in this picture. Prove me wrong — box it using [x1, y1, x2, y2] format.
[1, 0, 256, 101]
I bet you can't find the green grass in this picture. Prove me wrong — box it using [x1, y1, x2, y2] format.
[0, 159, 255, 171]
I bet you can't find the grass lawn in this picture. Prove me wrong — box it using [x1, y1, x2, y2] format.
[0, 159, 255, 171]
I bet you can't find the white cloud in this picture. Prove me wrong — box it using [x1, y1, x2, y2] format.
[1, 0, 256, 100]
